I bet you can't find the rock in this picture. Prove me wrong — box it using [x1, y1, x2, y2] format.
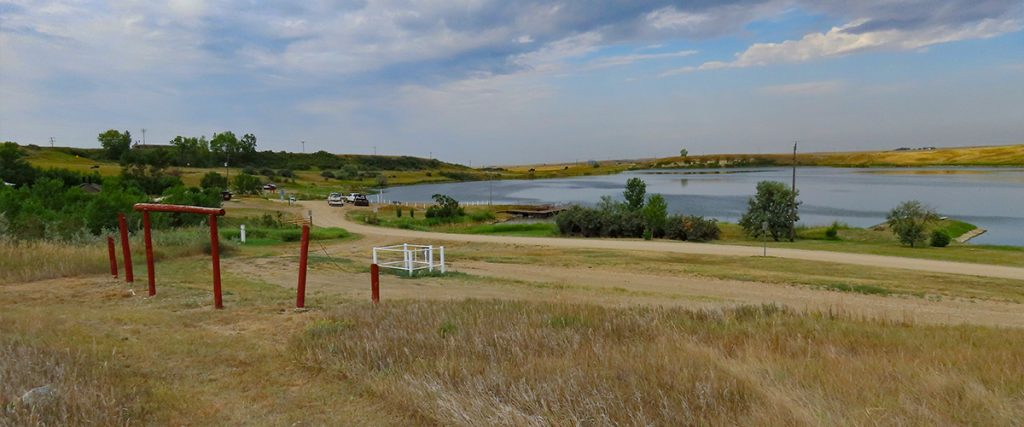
[20, 384, 56, 406]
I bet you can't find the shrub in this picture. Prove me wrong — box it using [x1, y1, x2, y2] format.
[930, 230, 951, 247]
[200, 171, 228, 190]
[232, 173, 263, 195]
[396, 207, 402, 218]
[278, 169, 295, 178]
[739, 181, 800, 242]
[425, 194, 464, 219]
[259, 168, 275, 178]
[320, 170, 335, 179]
[825, 222, 840, 240]
[887, 200, 938, 248]
[410, 208, 415, 218]
[241, 167, 257, 175]
[665, 215, 720, 242]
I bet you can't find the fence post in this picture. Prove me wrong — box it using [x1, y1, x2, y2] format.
[371, 263, 380, 304]
[428, 245, 434, 272]
[240, 224, 246, 244]
[107, 236, 118, 278]
[296, 224, 310, 308]
[440, 246, 445, 273]
[210, 214, 223, 309]
[142, 211, 155, 296]
[118, 213, 133, 283]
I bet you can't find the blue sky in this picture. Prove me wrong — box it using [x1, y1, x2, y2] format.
[1, 0, 1022, 165]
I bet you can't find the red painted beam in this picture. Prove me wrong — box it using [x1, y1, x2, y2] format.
[107, 236, 118, 278]
[210, 214, 223, 309]
[133, 203, 225, 216]
[296, 224, 310, 308]
[118, 213, 133, 283]
[142, 211, 156, 296]
[371, 264, 380, 304]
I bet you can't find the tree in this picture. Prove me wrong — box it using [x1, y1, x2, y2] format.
[623, 177, 646, 211]
[200, 171, 228, 190]
[739, 181, 800, 241]
[886, 200, 937, 248]
[170, 135, 211, 167]
[98, 129, 132, 160]
[642, 194, 668, 237]
[426, 194, 463, 219]
[0, 142, 37, 186]
[232, 173, 262, 195]
[679, 148, 688, 157]
[375, 173, 388, 188]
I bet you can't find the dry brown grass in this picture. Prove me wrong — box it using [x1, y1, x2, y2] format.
[0, 230, 219, 285]
[0, 336, 145, 426]
[294, 300, 1024, 426]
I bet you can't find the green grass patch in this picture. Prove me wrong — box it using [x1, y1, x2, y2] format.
[823, 283, 892, 296]
[934, 219, 977, 239]
[220, 226, 351, 245]
[462, 223, 559, 237]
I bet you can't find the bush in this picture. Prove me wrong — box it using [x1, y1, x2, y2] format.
[887, 200, 938, 248]
[278, 169, 295, 178]
[930, 230, 951, 247]
[425, 194, 464, 219]
[320, 170, 335, 179]
[739, 181, 800, 242]
[200, 171, 228, 190]
[825, 222, 840, 240]
[665, 215, 720, 242]
[232, 173, 263, 195]
[396, 207, 402, 218]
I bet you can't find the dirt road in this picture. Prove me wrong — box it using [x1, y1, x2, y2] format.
[303, 202, 1024, 281]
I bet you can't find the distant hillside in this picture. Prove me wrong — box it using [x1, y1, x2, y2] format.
[649, 144, 1024, 169]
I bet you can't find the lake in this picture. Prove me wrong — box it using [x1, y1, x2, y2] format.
[378, 167, 1024, 246]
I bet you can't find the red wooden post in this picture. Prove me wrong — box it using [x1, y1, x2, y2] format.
[107, 236, 118, 278]
[370, 263, 380, 304]
[296, 224, 310, 308]
[210, 214, 223, 309]
[142, 211, 156, 296]
[118, 213, 133, 283]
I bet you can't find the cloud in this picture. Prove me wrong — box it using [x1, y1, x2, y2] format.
[670, 3, 1022, 73]
[588, 50, 698, 69]
[758, 80, 845, 95]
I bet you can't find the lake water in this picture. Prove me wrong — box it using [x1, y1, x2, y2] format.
[379, 167, 1024, 246]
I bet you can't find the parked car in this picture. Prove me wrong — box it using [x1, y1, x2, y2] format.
[263, 183, 277, 191]
[345, 192, 363, 202]
[327, 192, 344, 207]
[352, 194, 370, 206]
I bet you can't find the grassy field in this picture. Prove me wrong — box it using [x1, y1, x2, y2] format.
[4, 194, 1024, 424]
[3, 280, 1023, 425]
[347, 205, 561, 237]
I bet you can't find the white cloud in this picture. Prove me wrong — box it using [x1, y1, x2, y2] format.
[758, 80, 845, 95]
[588, 50, 698, 69]
[666, 17, 1021, 74]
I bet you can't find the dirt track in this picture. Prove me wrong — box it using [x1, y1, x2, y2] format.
[265, 201, 1024, 328]
[303, 201, 1024, 281]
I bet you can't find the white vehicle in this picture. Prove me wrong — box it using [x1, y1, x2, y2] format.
[345, 193, 364, 202]
[327, 192, 344, 207]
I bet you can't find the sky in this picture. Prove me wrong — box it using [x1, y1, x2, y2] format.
[1, 1, 1022, 165]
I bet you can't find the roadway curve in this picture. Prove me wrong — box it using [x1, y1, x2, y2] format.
[303, 202, 1024, 281]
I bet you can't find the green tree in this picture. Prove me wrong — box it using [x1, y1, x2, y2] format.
[98, 129, 132, 160]
[426, 194, 463, 219]
[738, 181, 800, 241]
[623, 177, 646, 211]
[886, 200, 937, 248]
[170, 135, 211, 167]
[0, 142, 37, 186]
[641, 193, 668, 237]
[232, 173, 262, 195]
[211, 131, 257, 165]
[679, 148, 688, 157]
[200, 171, 228, 190]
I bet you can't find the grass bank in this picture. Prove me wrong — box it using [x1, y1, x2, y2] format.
[348, 205, 560, 237]
[295, 299, 1024, 425]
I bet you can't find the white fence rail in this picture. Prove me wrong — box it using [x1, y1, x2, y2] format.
[372, 243, 445, 276]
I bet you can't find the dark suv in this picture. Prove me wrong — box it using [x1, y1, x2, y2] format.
[353, 194, 370, 206]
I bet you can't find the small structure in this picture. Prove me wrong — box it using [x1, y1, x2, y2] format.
[372, 243, 445, 276]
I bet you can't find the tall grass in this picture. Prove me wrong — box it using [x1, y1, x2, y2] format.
[294, 300, 1024, 425]
[0, 337, 145, 425]
[1, 228, 220, 284]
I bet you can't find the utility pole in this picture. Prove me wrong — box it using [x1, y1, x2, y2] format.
[141, 128, 146, 146]
[49, 137, 55, 148]
[301, 140, 305, 153]
[790, 141, 797, 242]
